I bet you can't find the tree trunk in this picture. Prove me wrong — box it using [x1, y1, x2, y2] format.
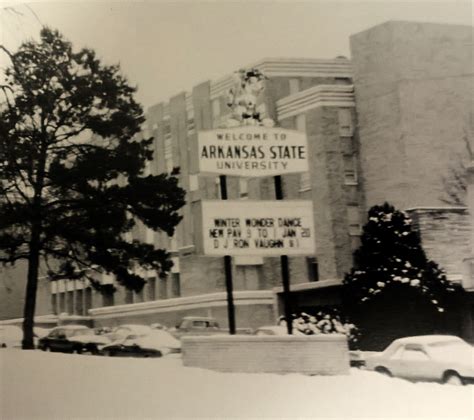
[22, 225, 41, 350]
[22, 127, 47, 349]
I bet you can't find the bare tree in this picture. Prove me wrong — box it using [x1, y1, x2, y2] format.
[440, 131, 473, 206]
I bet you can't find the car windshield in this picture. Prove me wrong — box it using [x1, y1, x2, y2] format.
[427, 340, 472, 362]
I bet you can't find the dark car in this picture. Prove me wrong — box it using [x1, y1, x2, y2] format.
[38, 325, 110, 354]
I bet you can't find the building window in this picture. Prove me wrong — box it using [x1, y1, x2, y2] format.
[338, 109, 353, 137]
[147, 277, 156, 301]
[164, 139, 173, 173]
[187, 117, 195, 135]
[134, 288, 144, 303]
[289, 78, 300, 95]
[159, 278, 168, 299]
[349, 224, 362, 236]
[67, 291, 74, 314]
[164, 122, 173, 173]
[343, 156, 358, 185]
[124, 289, 133, 304]
[51, 294, 58, 315]
[239, 178, 248, 199]
[347, 206, 362, 236]
[171, 273, 181, 297]
[189, 174, 199, 191]
[351, 236, 361, 251]
[84, 288, 92, 313]
[102, 290, 114, 307]
[59, 292, 66, 314]
[75, 289, 84, 315]
[307, 257, 319, 282]
[341, 137, 353, 156]
[300, 172, 311, 192]
[295, 114, 309, 191]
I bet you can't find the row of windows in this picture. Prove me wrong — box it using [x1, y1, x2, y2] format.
[124, 274, 181, 304]
[51, 275, 181, 315]
[51, 288, 92, 316]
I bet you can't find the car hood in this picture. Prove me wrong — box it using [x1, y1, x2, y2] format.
[137, 331, 181, 349]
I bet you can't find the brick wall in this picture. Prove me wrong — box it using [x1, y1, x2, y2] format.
[407, 208, 470, 280]
[468, 164, 474, 253]
[351, 21, 473, 209]
[304, 106, 355, 280]
[461, 163, 474, 289]
[182, 334, 350, 375]
[0, 262, 53, 321]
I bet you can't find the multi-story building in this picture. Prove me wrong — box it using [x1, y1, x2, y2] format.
[1, 21, 472, 342]
[87, 56, 362, 329]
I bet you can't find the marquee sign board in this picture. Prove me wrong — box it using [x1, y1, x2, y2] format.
[197, 126, 309, 177]
[200, 200, 315, 256]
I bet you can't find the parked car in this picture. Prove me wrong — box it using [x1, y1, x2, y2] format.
[365, 335, 474, 385]
[38, 325, 110, 354]
[169, 316, 252, 338]
[0, 325, 23, 348]
[104, 324, 154, 342]
[100, 325, 181, 357]
[253, 325, 309, 336]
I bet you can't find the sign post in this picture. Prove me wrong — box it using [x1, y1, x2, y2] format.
[274, 175, 293, 335]
[219, 175, 236, 335]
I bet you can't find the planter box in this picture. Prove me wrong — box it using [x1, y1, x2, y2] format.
[181, 334, 350, 375]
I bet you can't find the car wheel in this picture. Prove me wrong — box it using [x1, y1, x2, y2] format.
[444, 371, 464, 386]
[72, 347, 82, 355]
[375, 367, 392, 377]
[44, 346, 51, 352]
[104, 350, 114, 357]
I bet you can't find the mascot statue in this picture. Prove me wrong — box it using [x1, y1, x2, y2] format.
[225, 68, 275, 128]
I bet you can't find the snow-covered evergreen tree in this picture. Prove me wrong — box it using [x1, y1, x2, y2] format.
[343, 203, 462, 312]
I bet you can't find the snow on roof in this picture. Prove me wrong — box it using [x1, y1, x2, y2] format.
[394, 335, 461, 345]
[116, 324, 152, 334]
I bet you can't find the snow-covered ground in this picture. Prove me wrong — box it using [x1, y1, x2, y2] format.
[1, 349, 473, 419]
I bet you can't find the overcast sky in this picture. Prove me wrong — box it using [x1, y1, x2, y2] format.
[1, 1, 472, 109]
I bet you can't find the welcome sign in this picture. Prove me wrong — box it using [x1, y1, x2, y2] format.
[200, 200, 315, 256]
[197, 126, 308, 177]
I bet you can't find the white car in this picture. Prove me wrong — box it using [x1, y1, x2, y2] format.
[365, 335, 474, 385]
[101, 325, 181, 357]
[253, 325, 305, 336]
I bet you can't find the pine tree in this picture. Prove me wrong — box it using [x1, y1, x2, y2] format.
[343, 203, 461, 312]
[0, 28, 186, 349]
[342, 203, 464, 349]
